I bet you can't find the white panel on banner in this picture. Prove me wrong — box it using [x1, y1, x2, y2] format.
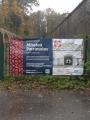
[53, 39, 84, 75]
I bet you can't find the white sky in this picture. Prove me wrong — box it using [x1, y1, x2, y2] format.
[33, 0, 83, 13]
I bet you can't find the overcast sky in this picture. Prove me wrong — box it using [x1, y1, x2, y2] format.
[33, 0, 83, 13]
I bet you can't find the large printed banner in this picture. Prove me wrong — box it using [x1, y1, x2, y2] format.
[10, 38, 84, 76]
[23, 38, 52, 75]
[53, 39, 84, 75]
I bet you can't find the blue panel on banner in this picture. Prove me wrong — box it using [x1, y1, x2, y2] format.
[23, 38, 52, 75]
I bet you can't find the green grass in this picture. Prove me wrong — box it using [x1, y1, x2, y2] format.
[0, 75, 89, 91]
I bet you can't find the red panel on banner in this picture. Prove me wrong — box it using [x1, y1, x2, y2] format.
[10, 37, 23, 76]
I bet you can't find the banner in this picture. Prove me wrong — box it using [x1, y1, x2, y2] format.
[23, 38, 52, 75]
[53, 39, 84, 75]
[10, 37, 23, 76]
[10, 38, 84, 76]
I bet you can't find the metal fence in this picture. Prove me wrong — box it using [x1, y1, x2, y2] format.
[0, 29, 20, 79]
[0, 32, 88, 79]
[0, 0, 90, 78]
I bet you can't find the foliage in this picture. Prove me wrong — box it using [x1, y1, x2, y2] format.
[85, 61, 90, 71]
[17, 0, 39, 13]
[31, 9, 68, 37]
[0, 0, 39, 35]
[0, 1, 67, 37]
[84, 61, 90, 81]
[5, 11, 21, 33]
[0, 75, 88, 91]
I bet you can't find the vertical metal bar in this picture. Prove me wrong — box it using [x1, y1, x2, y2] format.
[0, 32, 4, 80]
[84, 36, 88, 75]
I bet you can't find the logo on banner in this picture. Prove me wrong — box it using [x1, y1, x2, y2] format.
[53, 40, 61, 49]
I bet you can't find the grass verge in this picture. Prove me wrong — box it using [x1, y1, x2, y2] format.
[0, 75, 89, 91]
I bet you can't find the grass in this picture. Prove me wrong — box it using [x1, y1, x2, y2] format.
[0, 75, 89, 91]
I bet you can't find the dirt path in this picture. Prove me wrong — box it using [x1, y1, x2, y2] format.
[0, 89, 90, 120]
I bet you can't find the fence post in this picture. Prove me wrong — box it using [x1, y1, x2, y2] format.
[84, 36, 88, 80]
[0, 32, 4, 80]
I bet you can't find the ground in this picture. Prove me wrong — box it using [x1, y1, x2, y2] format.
[0, 89, 90, 120]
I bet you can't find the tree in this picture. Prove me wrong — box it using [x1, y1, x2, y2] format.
[30, 8, 68, 37]
[0, 0, 39, 35]
[45, 8, 68, 37]
[5, 11, 21, 33]
[17, 0, 39, 14]
[0, 0, 68, 37]
[1, 0, 39, 14]
[31, 11, 46, 37]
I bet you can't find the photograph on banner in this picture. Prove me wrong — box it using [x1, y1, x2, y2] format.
[23, 38, 52, 75]
[53, 39, 84, 75]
